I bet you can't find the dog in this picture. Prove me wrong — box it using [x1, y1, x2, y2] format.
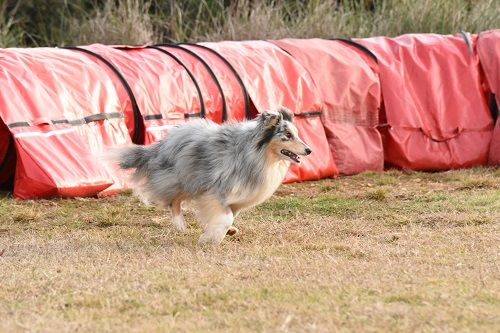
[116, 107, 312, 244]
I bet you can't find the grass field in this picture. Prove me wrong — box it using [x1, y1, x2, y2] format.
[0, 168, 499, 332]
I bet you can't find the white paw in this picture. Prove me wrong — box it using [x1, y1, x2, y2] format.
[198, 209, 234, 245]
[198, 228, 227, 245]
[172, 215, 187, 232]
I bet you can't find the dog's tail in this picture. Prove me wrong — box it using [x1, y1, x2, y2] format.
[105, 145, 150, 170]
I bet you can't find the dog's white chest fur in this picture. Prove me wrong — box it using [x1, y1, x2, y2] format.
[226, 160, 290, 210]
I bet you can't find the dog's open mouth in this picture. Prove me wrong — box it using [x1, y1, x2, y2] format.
[280, 149, 300, 163]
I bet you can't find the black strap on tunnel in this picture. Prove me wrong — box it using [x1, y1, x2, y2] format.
[295, 111, 322, 117]
[146, 46, 206, 119]
[154, 43, 228, 122]
[62, 46, 144, 144]
[7, 122, 29, 128]
[180, 43, 252, 120]
[458, 31, 474, 55]
[330, 38, 378, 63]
[7, 112, 124, 128]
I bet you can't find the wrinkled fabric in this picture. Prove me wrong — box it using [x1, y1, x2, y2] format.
[477, 30, 500, 165]
[83, 44, 203, 144]
[0, 32, 498, 199]
[156, 45, 225, 123]
[356, 34, 493, 170]
[201, 40, 337, 182]
[180, 44, 250, 122]
[272, 38, 383, 175]
[0, 48, 131, 198]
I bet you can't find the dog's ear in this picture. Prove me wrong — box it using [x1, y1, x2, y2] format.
[277, 107, 294, 122]
[261, 111, 282, 129]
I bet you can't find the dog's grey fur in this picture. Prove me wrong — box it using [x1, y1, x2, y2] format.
[117, 107, 311, 244]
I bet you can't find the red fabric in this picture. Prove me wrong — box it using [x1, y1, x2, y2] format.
[83, 44, 202, 144]
[201, 40, 337, 182]
[0, 48, 131, 198]
[356, 34, 493, 170]
[477, 30, 500, 165]
[180, 44, 249, 122]
[156, 45, 224, 123]
[272, 38, 383, 175]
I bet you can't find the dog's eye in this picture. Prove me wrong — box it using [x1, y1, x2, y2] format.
[285, 132, 292, 139]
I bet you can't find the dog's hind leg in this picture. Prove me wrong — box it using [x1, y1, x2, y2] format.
[197, 196, 234, 244]
[170, 196, 187, 232]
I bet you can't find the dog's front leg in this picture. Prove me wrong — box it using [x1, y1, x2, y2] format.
[197, 200, 234, 244]
[199, 210, 234, 244]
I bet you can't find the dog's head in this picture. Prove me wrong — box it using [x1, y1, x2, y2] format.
[257, 107, 312, 164]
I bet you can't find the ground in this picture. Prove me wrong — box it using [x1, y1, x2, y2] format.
[0, 168, 499, 332]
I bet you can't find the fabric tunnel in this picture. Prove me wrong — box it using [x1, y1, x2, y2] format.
[0, 47, 131, 199]
[0, 31, 499, 199]
[477, 30, 500, 166]
[177, 43, 252, 122]
[271, 38, 384, 175]
[355, 33, 494, 170]
[200, 40, 338, 183]
[77, 44, 205, 144]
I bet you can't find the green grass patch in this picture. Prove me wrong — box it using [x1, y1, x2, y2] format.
[384, 294, 423, 305]
[365, 189, 388, 201]
[258, 196, 362, 217]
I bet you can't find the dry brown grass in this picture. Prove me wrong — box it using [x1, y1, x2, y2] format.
[0, 168, 499, 332]
[173, 0, 500, 42]
[67, 0, 155, 46]
[0, 1, 24, 48]
[2, 0, 499, 47]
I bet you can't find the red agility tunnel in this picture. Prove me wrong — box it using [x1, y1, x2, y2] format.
[177, 43, 252, 122]
[355, 33, 494, 170]
[153, 44, 226, 123]
[477, 30, 500, 166]
[75, 44, 205, 144]
[272, 38, 383, 175]
[200, 40, 338, 182]
[0, 48, 132, 199]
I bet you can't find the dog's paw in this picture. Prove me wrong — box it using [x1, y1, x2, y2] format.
[172, 215, 187, 232]
[198, 228, 228, 245]
[198, 233, 222, 245]
[226, 226, 239, 236]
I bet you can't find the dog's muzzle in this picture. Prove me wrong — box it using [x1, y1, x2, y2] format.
[280, 149, 301, 163]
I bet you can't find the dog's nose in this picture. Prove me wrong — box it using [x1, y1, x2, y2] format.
[305, 148, 312, 155]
